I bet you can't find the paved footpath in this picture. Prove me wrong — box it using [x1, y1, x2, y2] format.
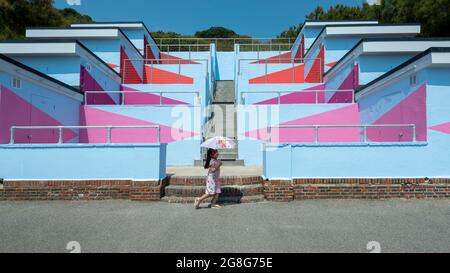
[0, 200, 449, 253]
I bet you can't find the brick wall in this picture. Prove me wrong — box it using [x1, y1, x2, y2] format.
[293, 178, 450, 200]
[1, 178, 169, 201]
[0, 182, 4, 201]
[263, 180, 294, 202]
[1, 177, 448, 202]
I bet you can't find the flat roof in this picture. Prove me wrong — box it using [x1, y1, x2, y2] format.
[71, 22, 145, 29]
[0, 53, 83, 97]
[305, 23, 421, 58]
[25, 27, 143, 58]
[325, 38, 450, 78]
[356, 47, 450, 98]
[303, 20, 379, 27]
[70, 21, 158, 46]
[0, 40, 121, 78]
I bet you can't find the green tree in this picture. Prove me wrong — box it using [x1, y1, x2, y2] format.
[195, 27, 243, 38]
[291, 0, 450, 38]
[0, 0, 92, 39]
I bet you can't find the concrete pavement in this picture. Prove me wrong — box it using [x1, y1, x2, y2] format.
[0, 200, 449, 253]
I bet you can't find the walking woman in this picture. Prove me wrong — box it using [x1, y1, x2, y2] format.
[195, 148, 223, 209]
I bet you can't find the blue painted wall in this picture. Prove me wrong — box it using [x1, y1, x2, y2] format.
[263, 66, 450, 179]
[0, 144, 166, 180]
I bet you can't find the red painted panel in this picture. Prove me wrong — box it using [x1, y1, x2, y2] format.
[121, 47, 143, 84]
[143, 65, 194, 84]
[249, 64, 305, 84]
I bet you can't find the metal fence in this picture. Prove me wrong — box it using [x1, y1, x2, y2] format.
[240, 90, 355, 105]
[155, 37, 294, 52]
[10, 125, 161, 145]
[122, 58, 209, 84]
[267, 124, 417, 144]
[238, 58, 323, 83]
[84, 91, 201, 106]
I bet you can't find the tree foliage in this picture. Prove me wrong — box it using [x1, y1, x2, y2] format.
[0, 0, 93, 39]
[303, 0, 450, 37]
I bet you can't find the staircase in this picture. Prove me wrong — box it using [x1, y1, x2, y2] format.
[162, 175, 265, 204]
[196, 80, 244, 166]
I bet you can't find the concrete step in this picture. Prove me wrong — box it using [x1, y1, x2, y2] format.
[214, 81, 235, 103]
[162, 195, 266, 204]
[165, 184, 263, 197]
[168, 176, 263, 186]
[194, 160, 245, 167]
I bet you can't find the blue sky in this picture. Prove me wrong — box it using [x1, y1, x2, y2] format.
[55, 0, 364, 37]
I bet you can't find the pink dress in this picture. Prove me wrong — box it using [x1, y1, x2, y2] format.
[206, 159, 222, 195]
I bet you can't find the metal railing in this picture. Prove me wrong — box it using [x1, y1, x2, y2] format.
[155, 37, 294, 52]
[238, 43, 293, 52]
[10, 125, 161, 145]
[154, 44, 211, 53]
[267, 124, 417, 144]
[240, 90, 355, 105]
[238, 58, 323, 83]
[122, 58, 209, 84]
[84, 91, 201, 106]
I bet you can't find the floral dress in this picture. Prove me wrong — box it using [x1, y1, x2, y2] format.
[206, 159, 222, 195]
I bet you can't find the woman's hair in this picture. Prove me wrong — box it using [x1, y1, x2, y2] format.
[204, 149, 218, 169]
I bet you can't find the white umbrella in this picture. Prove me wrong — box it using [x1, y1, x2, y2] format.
[201, 136, 236, 150]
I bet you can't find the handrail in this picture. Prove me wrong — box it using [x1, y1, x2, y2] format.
[237, 57, 323, 83]
[154, 44, 211, 53]
[84, 91, 201, 106]
[10, 125, 161, 145]
[238, 43, 293, 52]
[267, 124, 417, 144]
[122, 58, 210, 84]
[240, 90, 354, 104]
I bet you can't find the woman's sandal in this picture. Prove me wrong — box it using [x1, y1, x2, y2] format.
[212, 204, 223, 209]
[194, 198, 200, 210]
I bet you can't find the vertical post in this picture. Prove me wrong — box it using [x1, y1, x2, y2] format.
[315, 126, 319, 144]
[178, 61, 181, 83]
[292, 60, 295, 83]
[10, 127, 14, 144]
[268, 127, 272, 143]
[58, 127, 63, 144]
[316, 91, 319, 104]
[108, 127, 112, 144]
[123, 62, 126, 84]
[157, 126, 161, 144]
[150, 61, 153, 83]
[278, 92, 281, 105]
[413, 125, 417, 142]
[265, 63, 268, 84]
[160, 92, 163, 105]
[363, 126, 367, 143]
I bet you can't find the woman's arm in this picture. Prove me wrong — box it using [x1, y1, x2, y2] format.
[209, 161, 218, 173]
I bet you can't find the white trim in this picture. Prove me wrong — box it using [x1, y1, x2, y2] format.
[362, 40, 450, 53]
[325, 25, 421, 36]
[0, 42, 77, 55]
[26, 28, 120, 39]
[304, 21, 379, 27]
[71, 23, 144, 29]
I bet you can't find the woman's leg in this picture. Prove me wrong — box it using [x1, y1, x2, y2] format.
[211, 194, 220, 205]
[195, 193, 212, 208]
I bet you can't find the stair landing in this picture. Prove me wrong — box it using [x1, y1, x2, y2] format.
[167, 166, 262, 177]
